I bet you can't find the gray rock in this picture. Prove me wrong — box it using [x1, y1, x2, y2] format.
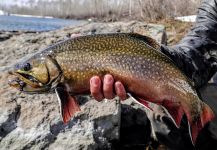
[0, 21, 166, 150]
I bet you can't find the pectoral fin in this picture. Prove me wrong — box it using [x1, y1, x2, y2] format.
[55, 86, 81, 123]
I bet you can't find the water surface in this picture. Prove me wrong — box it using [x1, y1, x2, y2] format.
[0, 15, 84, 32]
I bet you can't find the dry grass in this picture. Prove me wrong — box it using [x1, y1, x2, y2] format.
[0, 0, 200, 21]
[0, 0, 195, 45]
[153, 19, 193, 45]
[130, 0, 200, 21]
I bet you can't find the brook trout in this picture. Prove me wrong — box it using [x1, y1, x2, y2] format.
[8, 33, 214, 144]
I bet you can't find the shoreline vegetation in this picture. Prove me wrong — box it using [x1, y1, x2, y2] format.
[0, 0, 200, 21]
[0, 0, 197, 45]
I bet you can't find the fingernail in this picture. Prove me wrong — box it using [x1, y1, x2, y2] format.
[105, 75, 113, 84]
[116, 82, 122, 88]
[91, 77, 99, 86]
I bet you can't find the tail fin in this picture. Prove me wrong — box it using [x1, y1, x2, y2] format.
[189, 103, 215, 145]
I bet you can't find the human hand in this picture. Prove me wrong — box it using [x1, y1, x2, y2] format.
[90, 74, 127, 101]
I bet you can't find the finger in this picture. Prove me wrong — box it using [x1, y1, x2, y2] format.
[90, 76, 103, 101]
[103, 74, 115, 99]
[115, 81, 127, 101]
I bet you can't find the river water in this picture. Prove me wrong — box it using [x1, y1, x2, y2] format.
[0, 15, 85, 32]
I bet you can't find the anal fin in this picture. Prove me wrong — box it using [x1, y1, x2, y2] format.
[128, 94, 215, 145]
[55, 86, 81, 123]
[134, 96, 184, 128]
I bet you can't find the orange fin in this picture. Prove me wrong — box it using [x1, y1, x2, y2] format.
[135, 97, 184, 128]
[128, 93, 215, 145]
[162, 100, 214, 145]
[137, 98, 154, 111]
[161, 100, 184, 128]
[55, 86, 81, 123]
[200, 103, 215, 126]
[189, 103, 215, 145]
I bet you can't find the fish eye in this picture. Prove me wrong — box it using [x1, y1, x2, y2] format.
[23, 63, 31, 71]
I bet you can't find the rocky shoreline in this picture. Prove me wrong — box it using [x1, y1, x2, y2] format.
[0, 21, 166, 150]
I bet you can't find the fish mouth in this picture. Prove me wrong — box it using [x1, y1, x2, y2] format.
[8, 72, 50, 93]
[8, 77, 26, 91]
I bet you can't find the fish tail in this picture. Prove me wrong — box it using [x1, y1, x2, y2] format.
[189, 102, 215, 145]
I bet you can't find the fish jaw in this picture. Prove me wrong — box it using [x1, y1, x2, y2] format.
[8, 72, 51, 93]
[8, 78, 25, 91]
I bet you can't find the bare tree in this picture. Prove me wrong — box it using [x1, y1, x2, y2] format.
[0, 0, 200, 20]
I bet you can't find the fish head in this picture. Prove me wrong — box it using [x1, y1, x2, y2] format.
[8, 54, 62, 93]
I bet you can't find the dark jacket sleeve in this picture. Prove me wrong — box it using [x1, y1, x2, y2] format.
[158, 1, 217, 148]
[161, 0, 217, 88]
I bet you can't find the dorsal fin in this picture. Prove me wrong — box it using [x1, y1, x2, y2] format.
[128, 33, 160, 50]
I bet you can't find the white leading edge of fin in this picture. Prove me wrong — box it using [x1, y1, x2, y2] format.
[55, 88, 64, 121]
[127, 93, 179, 128]
[126, 93, 157, 139]
[187, 120, 194, 145]
[127, 93, 153, 112]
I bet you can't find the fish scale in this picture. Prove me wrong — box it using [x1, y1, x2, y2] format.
[8, 33, 214, 145]
[52, 34, 210, 121]
[53, 34, 181, 92]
